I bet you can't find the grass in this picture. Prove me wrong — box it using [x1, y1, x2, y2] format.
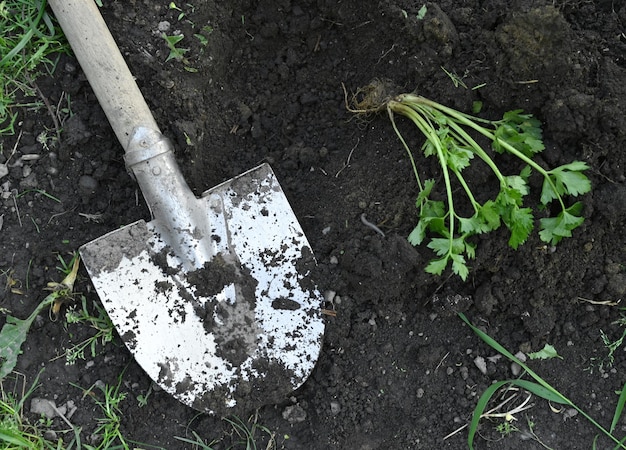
[51, 295, 115, 365]
[0, 370, 83, 449]
[459, 313, 626, 449]
[73, 374, 128, 450]
[174, 413, 276, 450]
[0, 0, 69, 136]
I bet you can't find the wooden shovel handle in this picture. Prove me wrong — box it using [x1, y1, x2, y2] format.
[48, 0, 160, 149]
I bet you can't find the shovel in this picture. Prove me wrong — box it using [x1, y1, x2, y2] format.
[48, 0, 324, 415]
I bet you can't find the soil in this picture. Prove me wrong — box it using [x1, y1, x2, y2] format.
[1, 0, 626, 449]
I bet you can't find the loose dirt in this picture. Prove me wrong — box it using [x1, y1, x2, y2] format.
[1, 1, 625, 449]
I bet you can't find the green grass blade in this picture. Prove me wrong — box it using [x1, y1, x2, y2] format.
[0, 429, 34, 446]
[611, 381, 626, 433]
[459, 312, 626, 449]
[510, 379, 569, 404]
[467, 380, 509, 449]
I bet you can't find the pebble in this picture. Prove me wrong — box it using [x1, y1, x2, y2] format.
[158, 21, 171, 32]
[473, 356, 487, 375]
[282, 404, 307, 423]
[330, 401, 341, 415]
[30, 398, 58, 419]
[44, 430, 58, 441]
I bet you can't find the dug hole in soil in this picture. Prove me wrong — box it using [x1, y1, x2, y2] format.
[1, 1, 626, 449]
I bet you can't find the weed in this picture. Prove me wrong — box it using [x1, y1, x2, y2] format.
[0, 371, 44, 448]
[15, 189, 62, 203]
[162, 33, 189, 62]
[56, 296, 114, 365]
[416, 5, 428, 20]
[55, 253, 77, 276]
[74, 374, 128, 450]
[136, 384, 152, 408]
[589, 315, 626, 373]
[46, 252, 80, 319]
[174, 430, 218, 450]
[440, 66, 467, 89]
[194, 25, 214, 46]
[459, 313, 626, 449]
[0, 253, 79, 380]
[0, 0, 69, 136]
[346, 80, 591, 280]
[2, 268, 24, 295]
[223, 414, 275, 450]
[175, 413, 276, 450]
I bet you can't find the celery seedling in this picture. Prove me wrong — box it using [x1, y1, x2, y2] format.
[347, 81, 591, 280]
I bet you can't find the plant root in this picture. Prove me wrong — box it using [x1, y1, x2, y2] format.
[343, 79, 398, 115]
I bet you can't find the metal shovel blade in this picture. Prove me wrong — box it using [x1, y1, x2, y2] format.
[79, 164, 324, 415]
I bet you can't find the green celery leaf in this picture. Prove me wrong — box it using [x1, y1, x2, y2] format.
[506, 207, 534, 249]
[446, 145, 474, 172]
[505, 175, 530, 197]
[547, 162, 592, 199]
[408, 221, 427, 246]
[538, 204, 584, 245]
[422, 139, 437, 158]
[425, 256, 449, 276]
[540, 177, 559, 205]
[519, 165, 532, 180]
[451, 236, 467, 255]
[464, 240, 476, 259]
[494, 110, 544, 157]
[558, 161, 590, 172]
[478, 200, 501, 231]
[497, 184, 524, 207]
[415, 179, 436, 208]
[450, 253, 469, 280]
[427, 238, 451, 256]
[527, 344, 563, 360]
[556, 170, 591, 196]
[458, 215, 482, 234]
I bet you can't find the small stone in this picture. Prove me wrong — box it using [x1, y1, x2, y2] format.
[330, 401, 341, 415]
[473, 356, 487, 375]
[30, 398, 57, 419]
[46, 166, 59, 176]
[44, 430, 58, 441]
[157, 21, 171, 32]
[282, 404, 307, 423]
[563, 408, 578, 421]
[19, 172, 38, 189]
